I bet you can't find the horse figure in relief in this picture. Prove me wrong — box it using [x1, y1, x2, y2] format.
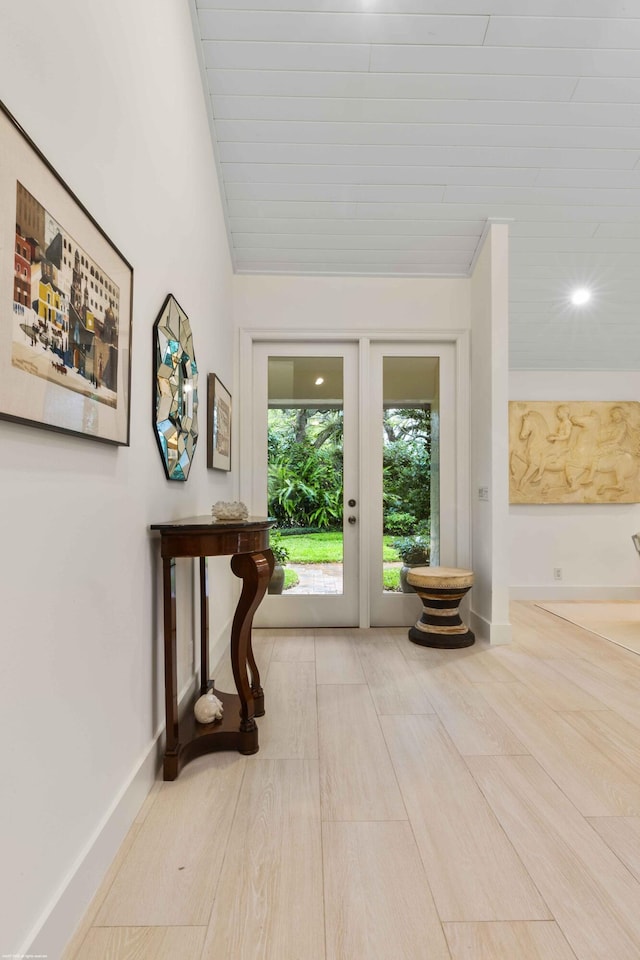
[568, 407, 638, 496]
[513, 410, 569, 490]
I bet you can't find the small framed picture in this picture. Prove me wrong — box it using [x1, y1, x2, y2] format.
[207, 373, 231, 471]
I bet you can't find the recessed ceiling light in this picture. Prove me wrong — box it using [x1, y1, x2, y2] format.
[315, 377, 324, 386]
[570, 287, 591, 306]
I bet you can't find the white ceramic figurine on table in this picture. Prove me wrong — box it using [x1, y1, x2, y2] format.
[211, 501, 248, 520]
[194, 690, 224, 724]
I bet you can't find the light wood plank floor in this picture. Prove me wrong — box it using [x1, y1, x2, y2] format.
[64, 602, 640, 960]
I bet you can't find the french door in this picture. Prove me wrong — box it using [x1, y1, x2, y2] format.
[367, 341, 457, 626]
[250, 341, 360, 627]
[244, 337, 462, 629]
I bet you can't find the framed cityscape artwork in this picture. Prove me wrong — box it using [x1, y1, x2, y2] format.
[0, 100, 133, 445]
[207, 373, 231, 471]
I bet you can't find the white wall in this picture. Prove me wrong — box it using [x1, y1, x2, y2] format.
[233, 274, 470, 333]
[0, 3, 236, 955]
[470, 225, 511, 643]
[510, 371, 640, 598]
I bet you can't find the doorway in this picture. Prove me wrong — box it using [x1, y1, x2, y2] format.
[244, 337, 463, 628]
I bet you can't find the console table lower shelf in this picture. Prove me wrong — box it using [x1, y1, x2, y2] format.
[150, 515, 274, 781]
[164, 684, 261, 781]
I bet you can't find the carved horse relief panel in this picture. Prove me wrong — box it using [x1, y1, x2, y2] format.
[509, 401, 640, 504]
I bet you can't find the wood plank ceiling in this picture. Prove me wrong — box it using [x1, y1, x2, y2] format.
[192, 1, 640, 369]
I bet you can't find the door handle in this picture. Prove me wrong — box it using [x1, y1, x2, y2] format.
[348, 516, 357, 525]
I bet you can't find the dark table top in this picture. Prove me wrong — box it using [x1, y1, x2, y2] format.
[150, 515, 273, 533]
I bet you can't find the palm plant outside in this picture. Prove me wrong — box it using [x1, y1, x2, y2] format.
[267, 406, 431, 588]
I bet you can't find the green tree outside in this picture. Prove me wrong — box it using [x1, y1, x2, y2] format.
[267, 406, 431, 540]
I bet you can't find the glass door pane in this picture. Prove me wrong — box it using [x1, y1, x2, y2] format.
[267, 355, 344, 596]
[381, 356, 439, 595]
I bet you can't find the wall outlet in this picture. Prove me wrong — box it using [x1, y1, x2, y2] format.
[478, 486, 489, 501]
[553, 567, 563, 581]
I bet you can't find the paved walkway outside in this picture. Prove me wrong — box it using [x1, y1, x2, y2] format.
[286, 562, 343, 594]
[285, 562, 402, 595]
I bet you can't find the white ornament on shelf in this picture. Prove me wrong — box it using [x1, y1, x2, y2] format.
[211, 500, 249, 521]
[194, 690, 224, 724]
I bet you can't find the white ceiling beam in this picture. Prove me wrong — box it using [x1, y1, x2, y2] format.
[198, 10, 488, 44]
[212, 95, 640, 127]
[197, 0, 637, 16]
[485, 16, 640, 49]
[209, 69, 576, 101]
[228, 216, 486, 234]
[231, 232, 479, 249]
[221, 163, 540, 186]
[215, 120, 640, 149]
[218, 142, 639, 170]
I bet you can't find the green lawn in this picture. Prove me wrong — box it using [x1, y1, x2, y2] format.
[382, 537, 403, 562]
[383, 568, 401, 592]
[282, 531, 401, 563]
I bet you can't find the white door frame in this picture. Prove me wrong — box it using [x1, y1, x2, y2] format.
[239, 328, 471, 629]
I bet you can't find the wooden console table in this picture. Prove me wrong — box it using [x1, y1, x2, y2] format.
[150, 516, 274, 780]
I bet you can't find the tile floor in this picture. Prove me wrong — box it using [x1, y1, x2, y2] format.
[63, 603, 640, 960]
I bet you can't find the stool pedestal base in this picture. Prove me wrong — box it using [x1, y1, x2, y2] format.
[408, 623, 475, 648]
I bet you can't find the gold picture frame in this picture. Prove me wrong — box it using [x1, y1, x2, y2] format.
[207, 373, 231, 471]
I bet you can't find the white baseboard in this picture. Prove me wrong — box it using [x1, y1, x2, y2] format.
[510, 585, 640, 601]
[489, 620, 512, 645]
[470, 610, 512, 645]
[25, 616, 233, 960]
[26, 731, 162, 960]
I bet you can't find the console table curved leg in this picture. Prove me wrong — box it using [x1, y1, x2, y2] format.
[162, 556, 179, 776]
[246, 640, 265, 718]
[230, 549, 274, 751]
[246, 548, 274, 718]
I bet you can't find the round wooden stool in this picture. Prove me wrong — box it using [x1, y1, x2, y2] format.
[407, 566, 475, 648]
